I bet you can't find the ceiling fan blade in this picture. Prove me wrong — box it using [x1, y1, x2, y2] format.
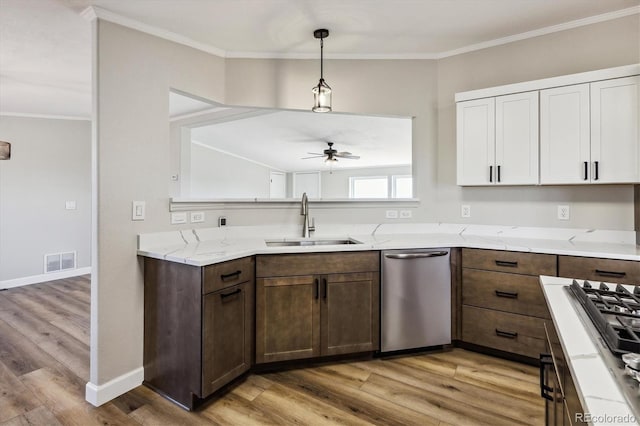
[337, 151, 352, 156]
[336, 154, 360, 159]
[301, 155, 325, 159]
[307, 152, 323, 155]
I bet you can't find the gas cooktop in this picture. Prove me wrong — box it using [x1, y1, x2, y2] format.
[569, 279, 640, 355]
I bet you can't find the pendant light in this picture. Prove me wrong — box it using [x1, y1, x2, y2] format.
[312, 28, 331, 113]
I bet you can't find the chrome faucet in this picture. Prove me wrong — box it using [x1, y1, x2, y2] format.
[300, 192, 315, 238]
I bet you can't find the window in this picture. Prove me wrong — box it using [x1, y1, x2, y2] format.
[392, 175, 413, 198]
[349, 176, 388, 198]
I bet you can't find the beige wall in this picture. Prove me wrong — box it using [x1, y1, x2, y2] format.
[93, 20, 224, 383]
[92, 13, 639, 393]
[0, 116, 91, 282]
[436, 14, 640, 229]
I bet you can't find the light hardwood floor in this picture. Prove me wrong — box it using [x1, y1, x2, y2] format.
[0, 276, 544, 425]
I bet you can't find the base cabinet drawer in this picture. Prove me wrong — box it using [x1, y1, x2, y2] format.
[462, 305, 546, 358]
[462, 269, 550, 319]
[463, 248, 557, 276]
[559, 255, 640, 284]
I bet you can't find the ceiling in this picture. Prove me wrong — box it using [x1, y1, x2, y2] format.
[1, 0, 638, 118]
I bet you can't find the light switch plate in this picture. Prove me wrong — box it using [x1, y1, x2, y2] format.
[171, 212, 187, 224]
[65, 201, 77, 210]
[399, 210, 412, 218]
[132, 201, 145, 221]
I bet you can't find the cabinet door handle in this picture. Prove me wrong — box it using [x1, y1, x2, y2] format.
[220, 270, 241, 281]
[595, 269, 626, 278]
[314, 278, 319, 300]
[497, 165, 501, 183]
[495, 329, 518, 339]
[583, 161, 588, 180]
[594, 161, 599, 181]
[495, 290, 518, 299]
[489, 165, 493, 183]
[220, 288, 241, 300]
[539, 354, 554, 401]
[322, 278, 327, 300]
[495, 260, 518, 268]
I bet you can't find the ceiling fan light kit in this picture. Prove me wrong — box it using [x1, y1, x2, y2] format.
[312, 28, 332, 113]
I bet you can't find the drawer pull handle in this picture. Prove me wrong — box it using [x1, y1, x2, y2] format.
[495, 329, 518, 339]
[220, 288, 241, 299]
[539, 354, 555, 401]
[595, 269, 626, 278]
[220, 270, 242, 281]
[495, 290, 518, 299]
[495, 260, 518, 268]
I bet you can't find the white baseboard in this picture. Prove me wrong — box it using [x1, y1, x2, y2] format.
[85, 367, 144, 406]
[0, 267, 92, 290]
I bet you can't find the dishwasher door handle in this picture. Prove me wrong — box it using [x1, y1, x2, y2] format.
[384, 251, 449, 259]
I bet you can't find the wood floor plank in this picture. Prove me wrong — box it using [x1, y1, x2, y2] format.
[128, 385, 213, 425]
[0, 361, 40, 422]
[201, 392, 286, 426]
[229, 374, 275, 402]
[19, 284, 89, 319]
[0, 406, 64, 426]
[360, 372, 531, 426]
[19, 368, 85, 415]
[394, 352, 458, 378]
[268, 368, 440, 426]
[350, 356, 543, 424]
[55, 401, 141, 426]
[252, 381, 375, 426]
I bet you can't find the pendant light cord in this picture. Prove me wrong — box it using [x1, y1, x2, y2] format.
[320, 37, 324, 81]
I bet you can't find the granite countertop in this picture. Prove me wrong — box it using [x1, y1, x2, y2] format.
[540, 276, 639, 426]
[137, 223, 640, 266]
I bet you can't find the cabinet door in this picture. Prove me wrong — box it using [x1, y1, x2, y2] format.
[321, 272, 380, 356]
[457, 98, 495, 185]
[202, 282, 253, 397]
[591, 76, 640, 183]
[540, 84, 590, 184]
[495, 92, 539, 185]
[256, 275, 320, 363]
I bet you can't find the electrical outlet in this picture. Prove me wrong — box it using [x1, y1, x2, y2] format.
[461, 205, 471, 218]
[190, 211, 205, 223]
[171, 212, 187, 224]
[557, 205, 570, 220]
[399, 210, 412, 219]
[385, 210, 398, 219]
[170, 174, 179, 181]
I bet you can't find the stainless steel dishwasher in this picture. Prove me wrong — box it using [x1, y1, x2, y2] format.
[381, 249, 451, 353]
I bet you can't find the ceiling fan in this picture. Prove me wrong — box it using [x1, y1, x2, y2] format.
[302, 142, 360, 162]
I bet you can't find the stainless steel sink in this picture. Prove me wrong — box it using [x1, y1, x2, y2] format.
[265, 238, 362, 247]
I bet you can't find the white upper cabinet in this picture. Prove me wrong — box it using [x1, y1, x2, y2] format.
[456, 92, 538, 186]
[590, 76, 640, 184]
[456, 98, 495, 186]
[495, 92, 539, 185]
[540, 84, 591, 184]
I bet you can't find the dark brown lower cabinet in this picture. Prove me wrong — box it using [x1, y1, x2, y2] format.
[202, 282, 253, 396]
[144, 256, 254, 410]
[542, 322, 586, 426]
[255, 252, 380, 364]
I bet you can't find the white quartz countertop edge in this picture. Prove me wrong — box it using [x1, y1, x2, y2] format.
[540, 276, 639, 426]
[137, 224, 640, 267]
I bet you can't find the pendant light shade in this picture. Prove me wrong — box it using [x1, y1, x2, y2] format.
[312, 29, 331, 113]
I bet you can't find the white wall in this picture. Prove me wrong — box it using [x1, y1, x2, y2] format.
[0, 116, 91, 285]
[436, 14, 640, 230]
[93, 19, 224, 387]
[189, 142, 272, 198]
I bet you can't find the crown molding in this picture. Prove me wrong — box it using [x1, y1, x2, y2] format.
[0, 112, 91, 121]
[89, 6, 226, 57]
[436, 5, 640, 59]
[82, 5, 638, 60]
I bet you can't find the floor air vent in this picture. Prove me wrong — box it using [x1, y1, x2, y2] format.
[44, 251, 76, 273]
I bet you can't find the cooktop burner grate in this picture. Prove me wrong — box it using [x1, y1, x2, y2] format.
[569, 280, 640, 355]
